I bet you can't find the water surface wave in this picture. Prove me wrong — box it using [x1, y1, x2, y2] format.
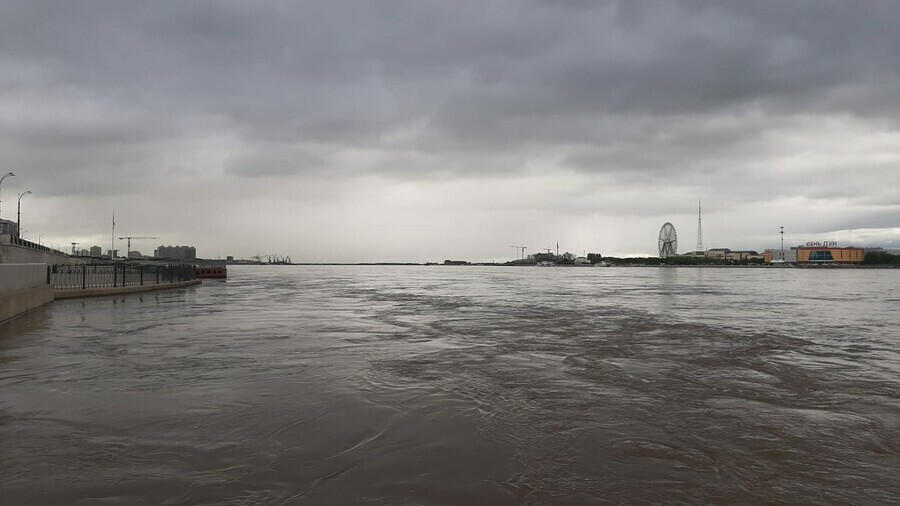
[1, 266, 898, 504]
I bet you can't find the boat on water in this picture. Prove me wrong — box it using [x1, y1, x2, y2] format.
[594, 261, 611, 267]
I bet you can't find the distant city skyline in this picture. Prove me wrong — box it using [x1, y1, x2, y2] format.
[1, 1, 898, 262]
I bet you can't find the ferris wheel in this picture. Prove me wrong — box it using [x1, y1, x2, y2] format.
[658, 222, 678, 258]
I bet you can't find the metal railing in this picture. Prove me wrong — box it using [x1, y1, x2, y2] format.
[50, 264, 197, 291]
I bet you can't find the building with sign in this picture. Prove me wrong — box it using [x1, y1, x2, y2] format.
[765, 246, 864, 264]
[796, 246, 864, 264]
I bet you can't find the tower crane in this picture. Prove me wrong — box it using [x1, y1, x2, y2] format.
[118, 236, 158, 258]
[508, 245, 527, 260]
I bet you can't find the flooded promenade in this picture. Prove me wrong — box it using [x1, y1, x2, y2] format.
[1, 266, 899, 504]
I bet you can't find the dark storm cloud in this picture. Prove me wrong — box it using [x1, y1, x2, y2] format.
[223, 146, 329, 178]
[7, 2, 899, 132]
[2, 0, 899, 257]
[6, 2, 900, 143]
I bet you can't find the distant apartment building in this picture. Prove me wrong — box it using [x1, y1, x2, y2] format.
[90, 245, 102, 257]
[0, 218, 19, 237]
[705, 248, 764, 261]
[156, 245, 197, 261]
[106, 249, 118, 259]
[764, 249, 798, 263]
[725, 250, 763, 261]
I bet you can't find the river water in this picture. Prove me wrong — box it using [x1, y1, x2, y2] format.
[1, 266, 898, 504]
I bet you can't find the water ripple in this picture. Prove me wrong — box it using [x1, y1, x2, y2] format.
[1, 265, 898, 504]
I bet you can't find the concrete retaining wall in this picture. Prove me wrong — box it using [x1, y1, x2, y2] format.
[0, 285, 54, 323]
[0, 263, 53, 323]
[0, 264, 201, 325]
[0, 236, 74, 265]
[0, 263, 47, 292]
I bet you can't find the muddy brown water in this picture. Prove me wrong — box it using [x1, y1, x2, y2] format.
[2, 266, 898, 504]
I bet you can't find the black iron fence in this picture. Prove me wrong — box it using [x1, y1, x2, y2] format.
[50, 264, 197, 291]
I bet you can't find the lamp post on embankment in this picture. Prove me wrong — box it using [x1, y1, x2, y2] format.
[17, 191, 32, 238]
[0, 171, 14, 220]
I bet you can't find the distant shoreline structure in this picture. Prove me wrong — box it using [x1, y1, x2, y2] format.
[236, 262, 898, 269]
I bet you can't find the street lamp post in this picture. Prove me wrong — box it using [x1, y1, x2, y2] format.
[17, 191, 31, 239]
[0, 171, 15, 221]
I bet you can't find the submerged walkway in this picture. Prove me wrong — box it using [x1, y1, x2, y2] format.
[53, 279, 201, 299]
[1, 264, 203, 324]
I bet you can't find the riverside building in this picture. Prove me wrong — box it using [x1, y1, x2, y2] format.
[795, 245, 864, 264]
[156, 245, 196, 261]
[0, 219, 19, 237]
[764, 244, 864, 264]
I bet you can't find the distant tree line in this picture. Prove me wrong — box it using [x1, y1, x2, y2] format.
[864, 252, 900, 266]
[602, 256, 765, 266]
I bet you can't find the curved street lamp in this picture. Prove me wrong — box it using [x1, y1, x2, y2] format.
[17, 190, 31, 239]
[0, 171, 15, 220]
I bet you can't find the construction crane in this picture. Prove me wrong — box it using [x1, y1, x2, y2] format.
[118, 236, 158, 258]
[508, 245, 527, 260]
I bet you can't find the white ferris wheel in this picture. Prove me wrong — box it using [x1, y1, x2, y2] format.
[658, 222, 678, 258]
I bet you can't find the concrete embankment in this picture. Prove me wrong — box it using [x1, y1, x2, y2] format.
[0, 235, 74, 265]
[0, 264, 55, 323]
[1, 263, 202, 324]
[1, 238, 205, 324]
[53, 279, 201, 299]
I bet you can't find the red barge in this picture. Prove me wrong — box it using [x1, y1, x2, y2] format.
[195, 260, 227, 279]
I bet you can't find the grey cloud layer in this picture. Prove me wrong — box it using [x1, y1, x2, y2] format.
[1, 0, 898, 257]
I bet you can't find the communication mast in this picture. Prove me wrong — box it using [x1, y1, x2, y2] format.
[695, 198, 704, 254]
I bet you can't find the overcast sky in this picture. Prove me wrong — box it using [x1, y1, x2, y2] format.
[1, 0, 898, 261]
